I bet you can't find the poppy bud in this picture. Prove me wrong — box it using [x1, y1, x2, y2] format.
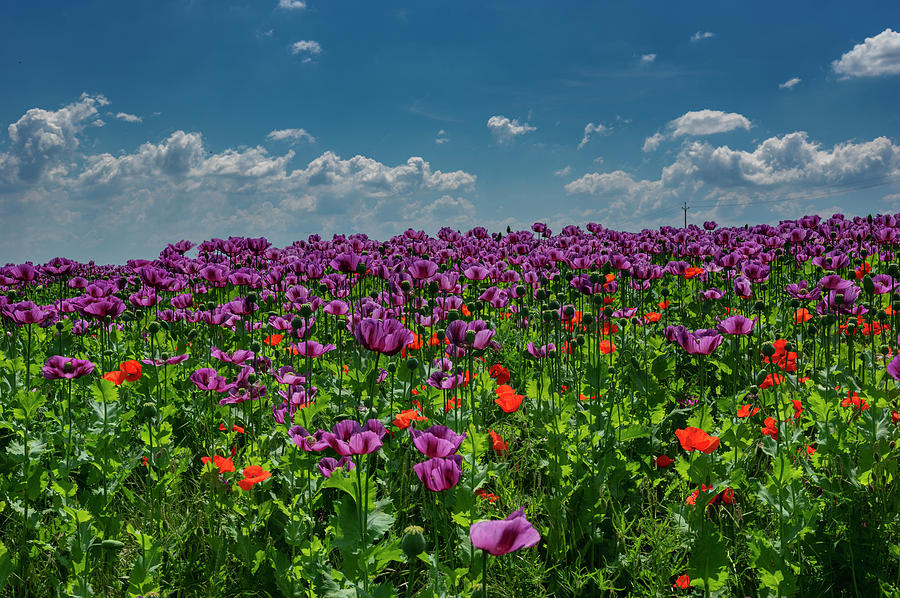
[447, 310, 459, 322]
[749, 385, 759, 394]
[603, 307, 613, 318]
[548, 300, 560, 311]
[542, 310, 555, 322]
[428, 281, 439, 295]
[535, 289, 547, 301]
[250, 341, 262, 353]
[591, 295, 604, 307]
[248, 373, 258, 384]
[785, 342, 796, 353]
[576, 334, 585, 346]
[846, 323, 857, 334]
[369, 292, 379, 300]
[148, 322, 160, 334]
[100, 539, 125, 551]
[860, 249, 868, 258]
[205, 301, 216, 311]
[401, 526, 427, 558]
[589, 273, 600, 284]
[822, 314, 836, 327]
[514, 285, 525, 298]
[465, 330, 476, 344]
[246, 292, 258, 304]
[406, 357, 419, 370]
[890, 441, 896, 450]
[159, 320, 169, 331]
[141, 402, 157, 419]
[807, 322, 818, 335]
[291, 316, 304, 329]
[356, 263, 367, 275]
[55, 321, 65, 331]
[299, 303, 313, 318]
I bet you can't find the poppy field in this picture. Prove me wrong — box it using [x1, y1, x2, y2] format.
[3, 214, 900, 597]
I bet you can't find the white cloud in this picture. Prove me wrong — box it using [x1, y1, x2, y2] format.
[578, 122, 609, 149]
[832, 29, 900, 78]
[1, 92, 108, 184]
[691, 31, 715, 42]
[277, 0, 306, 9]
[435, 129, 450, 144]
[668, 109, 751, 137]
[486, 115, 536, 144]
[554, 165, 572, 177]
[566, 132, 900, 226]
[266, 128, 316, 144]
[291, 40, 322, 62]
[115, 112, 142, 123]
[641, 54, 656, 63]
[779, 77, 801, 89]
[643, 132, 665, 153]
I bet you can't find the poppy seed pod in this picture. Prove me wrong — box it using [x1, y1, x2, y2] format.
[246, 292, 258, 304]
[790, 298, 800, 309]
[250, 341, 261, 353]
[159, 320, 169, 331]
[761, 343, 777, 358]
[548, 300, 560, 311]
[660, 286, 670, 297]
[401, 526, 427, 558]
[542, 310, 555, 322]
[465, 330, 476, 344]
[603, 306, 613, 318]
[591, 295, 604, 307]
[447, 310, 459, 322]
[55, 321, 65, 331]
[400, 280, 412, 292]
[291, 316, 304, 329]
[436, 330, 445, 342]
[514, 285, 525, 298]
[535, 289, 547, 301]
[582, 313, 594, 326]
[576, 334, 585, 346]
[299, 303, 313, 318]
[834, 293, 844, 305]
[356, 263, 367, 275]
[141, 402, 157, 419]
[205, 301, 216, 311]
[785, 342, 796, 353]
[749, 385, 759, 394]
[881, 345, 891, 355]
[369, 292, 379, 300]
[564, 306, 575, 318]
[63, 361, 74, 373]
[100, 539, 125, 551]
[147, 322, 160, 334]
[755, 371, 769, 387]
[822, 314, 836, 327]
[428, 281, 439, 295]
[406, 357, 419, 370]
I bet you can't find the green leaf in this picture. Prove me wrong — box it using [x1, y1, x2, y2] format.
[91, 377, 119, 404]
[688, 529, 729, 591]
[0, 540, 12, 591]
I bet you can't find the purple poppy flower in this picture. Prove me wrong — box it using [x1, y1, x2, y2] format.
[469, 507, 541, 556]
[526, 342, 556, 359]
[410, 425, 466, 458]
[189, 368, 232, 392]
[426, 370, 465, 390]
[320, 419, 387, 456]
[445, 319, 498, 351]
[352, 317, 414, 356]
[324, 300, 349, 316]
[675, 328, 723, 355]
[292, 340, 336, 358]
[80, 297, 126, 319]
[143, 354, 189, 366]
[784, 280, 821, 301]
[818, 274, 852, 291]
[288, 426, 329, 451]
[6, 301, 52, 326]
[42, 356, 95, 380]
[408, 259, 438, 280]
[210, 347, 255, 365]
[715, 315, 757, 336]
[318, 456, 355, 478]
[413, 455, 463, 492]
[700, 288, 725, 301]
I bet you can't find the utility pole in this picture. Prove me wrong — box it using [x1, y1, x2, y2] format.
[682, 201, 689, 228]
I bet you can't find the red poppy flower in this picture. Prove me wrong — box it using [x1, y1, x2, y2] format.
[791, 399, 803, 420]
[494, 386, 524, 413]
[793, 308, 811, 324]
[855, 262, 872, 279]
[673, 574, 690, 589]
[599, 322, 619, 335]
[218, 423, 246, 434]
[461, 305, 471, 317]
[675, 427, 720, 454]
[489, 430, 509, 455]
[644, 312, 662, 323]
[445, 396, 462, 411]
[579, 394, 599, 402]
[761, 417, 778, 439]
[120, 360, 143, 381]
[655, 455, 674, 468]
[603, 295, 615, 305]
[684, 267, 704, 279]
[658, 300, 669, 310]
[264, 334, 283, 346]
[201, 454, 236, 474]
[476, 488, 498, 503]
[238, 465, 271, 490]
[709, 487, 735, 506]
[841, 390, 869, 411]
[759, 373, 784, 390]
[104, 370, 127, 385]
[892, 411, 900, 424]
[736, 404, 759, 418]
[142, 456, 149, 468]
[393, 408, 427, 429]
[598, 340, 617, 354]
[489, 364, 511, 386]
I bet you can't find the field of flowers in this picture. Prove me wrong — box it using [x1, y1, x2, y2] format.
[2, 214, 900, 597]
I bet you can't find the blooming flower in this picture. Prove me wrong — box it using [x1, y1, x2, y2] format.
[655, 455, 674, 468]
[393, 407, 428, 429]
[494, 385, 524, 413]
[42, 356, 96, 380]
[201, 454, 235, 474]
[675, 427, 720, 454]
[414, 455, 463, 492]
[488, 364, 511, 385]
[761, 417, 778, 439]
[736, 404, 759, 418]
[489, 430, 509, 455]
[469, 507, 541, 556]
[238, 465, 271, 490]
[320, 419, 387, 456]
[353, 317, 415, 356]
[317, 456, 355, 478]
[673, 574, 690, 590]
[411, 425, 466, 458]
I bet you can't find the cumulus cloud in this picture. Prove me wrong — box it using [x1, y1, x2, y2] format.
[486, 115, 536, 144]
[779, 77, 801, 89]
[832, 29, 900, 78]
[643, 132, 665, 153]
[115, 112, 142, 123]
[266, 128, 316, 144]
[277, 0, 306, 9]
[554, 165, 572, 177]
[0, 97, 479, 262]
[578, 122, 609, 149]
[0, 93, 108, 184]
[435, 129, 450, 144]
[567, 131, 900, 226]
[291, 40, 322, 62]
[640, 54, 656, 63]
[668, 109, 751, 137]
[691, 31, 715, 42]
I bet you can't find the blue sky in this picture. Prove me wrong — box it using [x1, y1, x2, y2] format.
[1, 1, 899, 264]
